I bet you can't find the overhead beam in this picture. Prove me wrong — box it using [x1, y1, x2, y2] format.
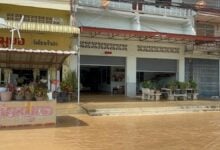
[0, 60, 61, 66]
[80, 26, 220, 42]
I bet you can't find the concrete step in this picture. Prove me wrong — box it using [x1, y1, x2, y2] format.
[56, 103, 86, 116]
[86, 105, 220, 116]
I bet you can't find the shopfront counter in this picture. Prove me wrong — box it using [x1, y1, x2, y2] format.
[0, 100, 56, 127]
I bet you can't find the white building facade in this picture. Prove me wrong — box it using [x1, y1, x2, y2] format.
[73, 0, 220, 98]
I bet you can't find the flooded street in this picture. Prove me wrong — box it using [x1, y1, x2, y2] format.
[1, 112, 220, 150]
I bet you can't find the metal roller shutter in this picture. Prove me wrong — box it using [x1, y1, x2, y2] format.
[185, 58, 219, 97]
[80, 55, 126, 66]
[136, 58, 177, 72]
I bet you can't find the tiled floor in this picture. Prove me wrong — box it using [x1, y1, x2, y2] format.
[56, 94, 220, 115]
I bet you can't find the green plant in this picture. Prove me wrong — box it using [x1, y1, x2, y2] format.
[167, 80, 179, 91]
[60, 70, 77, 92]
[142, 80, 153, 89]
[189, 80, 197, 90]
[34, 86, 47, 97]
[24, 84, 35, 95]
[179, 82, 189, 90]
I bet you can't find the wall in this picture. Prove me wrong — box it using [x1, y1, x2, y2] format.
[0, 4, 70, 25]
[77, 11, 132, 30]
[77, 6, 195, 35]
[0, 101, 56, 127]
[79, 37, 184, 97]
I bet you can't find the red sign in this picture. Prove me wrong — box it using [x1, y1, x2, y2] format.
[104, 51, 112, 55]
[0, 37, 25, 48]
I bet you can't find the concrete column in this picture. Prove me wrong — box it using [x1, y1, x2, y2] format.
[126, 56, 136, 97]
[219, 59, 220, 96]
[4, 69, 12, 83]
[33, 69, 40, 82]
[178, 57, 185, 82]
[56, 70, 60, 89]
[69, 54, 77, 72]
[47, 70, 51, 91]
[132, 14, 140, 31]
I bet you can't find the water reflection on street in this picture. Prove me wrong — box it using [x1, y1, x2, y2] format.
[1, 112, 220, 150]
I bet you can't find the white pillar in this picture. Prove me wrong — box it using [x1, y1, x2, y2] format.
[126, 56, 136, 97]
[132, 15, 141, 31]
[178, 57, 185, 82]
[47, 70, 51, 91]
[56, 70, 60, 89]
[0, 68, 1, 84]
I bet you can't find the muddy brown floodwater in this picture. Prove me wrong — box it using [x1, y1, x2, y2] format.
[1, 112, 220, 150]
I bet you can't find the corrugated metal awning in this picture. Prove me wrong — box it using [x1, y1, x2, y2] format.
[0, 48, 76, 69]
[4, 21, 80, 34]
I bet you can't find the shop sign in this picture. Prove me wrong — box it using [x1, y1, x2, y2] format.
[0, 102, 56, 127]
[104, 51, 112, 55]
[0, 105, 53, 118]
[0, 37, 25, 48]
[33, 39, 58, 46]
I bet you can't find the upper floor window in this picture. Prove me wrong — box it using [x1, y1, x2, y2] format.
[6, 13, 64, 25]
[196, 23, 215, 36]
[132, 0, 144, 11]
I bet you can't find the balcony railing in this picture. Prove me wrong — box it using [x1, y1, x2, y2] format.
[142, 5, 194, 18]
[78, 0, 132, 11]
[77, 0, 195, 18]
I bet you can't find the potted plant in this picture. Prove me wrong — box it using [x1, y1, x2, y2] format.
[179, 81, 189, 94]
[189, 80, 198, 100]
[24, 84, 35, 100]
[0, 84, 14, 101]
[141, 80, 153, 100]
[60, 71, 77, 102]
[142, 80, 153, 89]
[14, 87, 25, 101]
[167, 80, 179, 100]
[34, 84, 47, 101]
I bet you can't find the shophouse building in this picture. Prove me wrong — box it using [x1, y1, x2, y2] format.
[0, 0, 79, 90]
[74, 0, 220, 98]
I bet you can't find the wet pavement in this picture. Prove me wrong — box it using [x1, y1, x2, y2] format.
[1, 112, 220, 150]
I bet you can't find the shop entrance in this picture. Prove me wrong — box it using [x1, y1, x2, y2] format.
[80, 55, 126, 95]
[80, 65, 125, 95]
[81, 66, 110, 93]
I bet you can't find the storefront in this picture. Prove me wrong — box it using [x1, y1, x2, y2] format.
[80, 55, 125, 94]
[0, 24, 79, 127]
[79, 26, 220, 98]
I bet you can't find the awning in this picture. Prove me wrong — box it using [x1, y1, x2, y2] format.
[80, 26, 220, 43]
[80, 26, 220, 55]
[3, 21, 80, 34]
[0, 48, 77, 69]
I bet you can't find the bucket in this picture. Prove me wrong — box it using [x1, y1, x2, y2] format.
[47, 92, 53, 100]
[1, 91, 12, 101]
